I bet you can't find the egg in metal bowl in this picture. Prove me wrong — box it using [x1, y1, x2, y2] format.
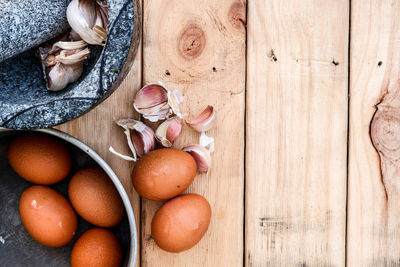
[0, 129, 137, 266]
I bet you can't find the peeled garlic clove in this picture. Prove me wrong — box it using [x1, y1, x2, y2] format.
[67, 0, 108, 45]
[114, 119, 155, 161]
[155, 117, 182, 147]
[46, 63, 83, 91]
[186, 105, 216, 132]
[183, 144, 212, 173]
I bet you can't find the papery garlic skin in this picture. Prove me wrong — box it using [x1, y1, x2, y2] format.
[183, 144, 212, 173]
[67, 0, 108, 45]
[200, 131, 215, 153]
[186, 105, 216, 132]
[155, 117, 182, 147]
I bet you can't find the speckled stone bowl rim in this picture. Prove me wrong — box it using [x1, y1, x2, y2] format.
[0, 128, 138, 266]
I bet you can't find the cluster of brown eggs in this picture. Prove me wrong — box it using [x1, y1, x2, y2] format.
[8, 134, 124, 267]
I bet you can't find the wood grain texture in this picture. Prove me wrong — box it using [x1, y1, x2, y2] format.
[245, 1, 348, 266]
[347, 1, 400, 266]
[55, 29, 142, 266]
[141, 0, 246, 266]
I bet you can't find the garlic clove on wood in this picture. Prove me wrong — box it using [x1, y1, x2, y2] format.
[183, 144, 212, 173]
[110, 119, 156, 161]
[155, 117, 182, 147]
[186, 105, 216, 132]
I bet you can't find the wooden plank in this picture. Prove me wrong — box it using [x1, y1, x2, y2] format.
[245, 1, 348, 266]
[141, 0, 246, 266]
[347, 1, 400, 266]
[55, 20, 142, 265]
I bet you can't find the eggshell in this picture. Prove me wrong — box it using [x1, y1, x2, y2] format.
[132, 148, 197, 201]
[68, 167, 125, 227]
[19, 185, 77, 247]
[7, 133, 71, 185]
[151, 193, 212, 253]
[71, 228, 122, 267]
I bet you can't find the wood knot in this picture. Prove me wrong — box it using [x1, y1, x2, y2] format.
[228, 1, 246, 30]
[178, 24, 206, 60]
[371, 111, 400, 156]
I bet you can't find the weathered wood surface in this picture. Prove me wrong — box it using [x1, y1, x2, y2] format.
[348, 1, 400, 266]
[140, 0, 246, 266]
[245, 0, 349, 266]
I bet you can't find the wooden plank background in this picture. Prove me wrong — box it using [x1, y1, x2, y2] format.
[245, 0, 349, 266]
[55, 0, 400, 266]
[347, 1, 400, 266]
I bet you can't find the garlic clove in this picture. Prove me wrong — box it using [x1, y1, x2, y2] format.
[186, 105, 216, 132]
[183, 144, 212, 173]
[67, 0, 108, 45]
[134, 84, 171, 121]
[114, 119, 155, 161]
[134, 84, 169, 110]
[46, 63, 83, 91]
[155, 117, 182, 147]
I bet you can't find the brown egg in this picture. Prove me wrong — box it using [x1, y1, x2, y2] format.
[151, 193, 212, 253]
[19, 185, 77, 247]
[132, 148, 197, 201]
[8, 133, 71, 185]
[71, 228, 122, 267]
[68, 167, 125, 227]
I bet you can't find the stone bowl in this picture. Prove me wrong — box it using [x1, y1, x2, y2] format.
[0, 0, 140, 129]
[0, 128, 138, 266]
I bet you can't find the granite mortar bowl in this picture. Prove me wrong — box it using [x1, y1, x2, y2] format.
[0, 0, 140, 129]
[0, 128, 137, 266]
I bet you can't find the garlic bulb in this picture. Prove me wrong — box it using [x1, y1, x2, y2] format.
[38, 41, 90, 91]
[67, 0, 108, 45]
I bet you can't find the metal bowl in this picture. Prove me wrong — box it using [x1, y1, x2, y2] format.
[0, 0, 140, 129]
[0, 128, 137, 266]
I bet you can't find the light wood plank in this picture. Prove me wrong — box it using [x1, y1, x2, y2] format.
[56, 18, 142, 266]
[141, 0, 246, 266]
[245, 1, 348, 266]
[347, 1, 400, 266]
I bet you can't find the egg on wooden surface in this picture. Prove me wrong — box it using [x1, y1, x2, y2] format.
[71, 228, 122, 267]
[151, 193, 212, 253]
[132, 148, 197, 201]
[7, 133, 71, 185]
[68, 167, 125, 227]
[19, 185, 77, 247]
